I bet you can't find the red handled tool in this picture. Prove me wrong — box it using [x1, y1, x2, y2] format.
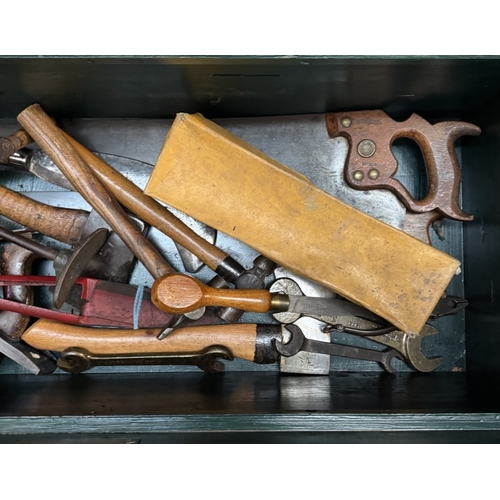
[0, 276, 179, 328]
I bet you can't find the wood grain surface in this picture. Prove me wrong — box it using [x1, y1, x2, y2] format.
[152, 273, 272, 314]
[22, 319, 259, 361]
[0, 185, 88, 245]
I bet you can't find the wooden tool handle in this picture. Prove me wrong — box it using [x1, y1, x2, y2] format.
[0, 129, 32, 161]
[326, 110, 480, 221]
[0, 184, 88, 245]
[61, 132, 229, 271]
[21, 318, 282, 363]
[152, 273, 272, 314]
[17, 104, 174, 279]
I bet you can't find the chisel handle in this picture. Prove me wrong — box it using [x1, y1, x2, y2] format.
[152, 273, 274, 314]
[0, 184, 89, 245]
[21, 318, 282, 364]
[17, 104, 174, 279]
[0, 129, 32, 162]
[61, 132, 245, 284]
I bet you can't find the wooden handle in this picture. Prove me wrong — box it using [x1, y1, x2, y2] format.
[22, 318, 260, 362]
[0, 128, 32, 161]
[0, 184, 88, 245]
[61, 132, 228, 271]
[152, 273, 272, 314]
[326, 110, 480, 221]
[17, 104, 174, 279]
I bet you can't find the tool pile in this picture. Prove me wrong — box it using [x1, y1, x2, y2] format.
[0, 104, 475, 376]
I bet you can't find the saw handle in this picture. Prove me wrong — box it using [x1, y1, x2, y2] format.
[326, 110, 480, 221]
[152, 273, 273, 314]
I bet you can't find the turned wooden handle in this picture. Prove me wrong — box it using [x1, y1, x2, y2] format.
[22, 318, 261, 361]
[0, 184, 88, 245]
[0, 128, 32, 161]
[152, 273, 272, 314]
[17, 104, 174, 279]
[61, 132, 228, 271]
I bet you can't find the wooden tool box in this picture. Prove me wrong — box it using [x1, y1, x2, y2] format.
[0, 56, 499, 443]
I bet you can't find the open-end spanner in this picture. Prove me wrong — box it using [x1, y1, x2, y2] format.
[274, 324, 403, 373]
[321, 316, 442, 372]
[57, 345, 234, 374]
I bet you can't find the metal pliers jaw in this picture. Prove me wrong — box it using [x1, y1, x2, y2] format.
[430, 296, 468, 319]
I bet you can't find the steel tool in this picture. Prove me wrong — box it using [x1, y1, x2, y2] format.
[0, 184, 146, 283]
[325, 320, 443, 373]
[4, 148, 217, 273]
[326, 110, 480, 222]
[57, 345, 233, 374]
[0, 225, 108, 309]
[151, 272, 467, 324]
[20, 318, 408, 374]
[0, 332, 56, 375]
[274, 324, 403, 373]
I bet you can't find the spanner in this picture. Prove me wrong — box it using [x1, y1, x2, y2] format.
[274, 324, 403, 373]
[57, 345, 234, 374]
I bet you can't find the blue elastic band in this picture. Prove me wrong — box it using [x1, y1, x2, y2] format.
[132, 284, 145, 330]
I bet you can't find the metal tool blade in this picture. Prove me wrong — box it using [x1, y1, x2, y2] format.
[286, 295, 385, 323]
[7, 150, 216, 273]
[0, 333, 56, 375]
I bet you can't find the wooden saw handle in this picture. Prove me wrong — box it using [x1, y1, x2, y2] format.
[21, 318, 282, 363]
[17, 104, 174, 279]
[0, 184, 88, 245]
[326, 110, 480, 221]
[152, 273, 272, 314]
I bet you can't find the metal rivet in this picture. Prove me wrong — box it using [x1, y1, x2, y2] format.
[353, 170, 364, 181]
[357, 139, 376, 158]
[340, 117, 352, 128]
[368, 169, 379, 180]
